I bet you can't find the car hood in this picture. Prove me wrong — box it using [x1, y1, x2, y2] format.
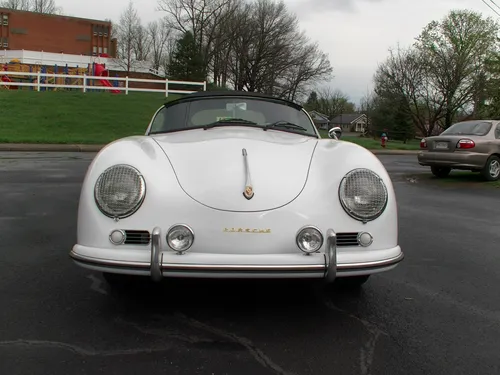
[152, 127, 318, 212]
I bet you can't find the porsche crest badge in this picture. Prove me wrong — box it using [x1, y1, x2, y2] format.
[243, 185, 254, 200]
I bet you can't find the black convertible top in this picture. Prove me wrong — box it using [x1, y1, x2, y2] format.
[164, 90, 303, 110]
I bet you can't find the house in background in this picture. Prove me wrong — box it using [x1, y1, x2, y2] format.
[308, 110, 330, 130]
[330, 114, 367, 133]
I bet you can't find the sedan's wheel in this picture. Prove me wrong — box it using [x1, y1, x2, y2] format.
[431, 166, 451, 178]
[481, 156, 500, 181]
[334, 275, 370, 289]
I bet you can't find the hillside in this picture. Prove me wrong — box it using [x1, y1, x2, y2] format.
[0, 91, 177, 144]
[0, 90, 420, 149]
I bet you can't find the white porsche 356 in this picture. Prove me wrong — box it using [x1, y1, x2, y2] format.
[70, 91, 403, 288]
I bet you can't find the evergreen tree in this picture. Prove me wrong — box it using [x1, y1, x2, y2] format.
[167, 31, 205, 82]
[304, 91, 319, 111]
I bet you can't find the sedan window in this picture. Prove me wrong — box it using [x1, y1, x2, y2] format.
[441, 121, 492, 136]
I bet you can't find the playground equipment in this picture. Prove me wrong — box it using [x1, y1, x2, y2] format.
[93, 62, 120, 94]
[1, 73, 13, 90]
[0, 54, 122, 93]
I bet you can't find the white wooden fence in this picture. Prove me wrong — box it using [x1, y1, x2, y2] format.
[0, 71, 206, 96]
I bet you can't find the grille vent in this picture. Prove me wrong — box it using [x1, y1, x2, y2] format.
[336, 232, 359, 247]
[124, 230, 151, 245]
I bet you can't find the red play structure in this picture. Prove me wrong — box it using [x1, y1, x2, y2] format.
[93, 59, 120, 94]
[1, 69, 17, 90]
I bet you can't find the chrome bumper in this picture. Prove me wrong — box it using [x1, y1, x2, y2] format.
[70, 227, 404, 282]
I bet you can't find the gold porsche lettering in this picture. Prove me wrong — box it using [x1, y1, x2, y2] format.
[223, 228, 271, 234]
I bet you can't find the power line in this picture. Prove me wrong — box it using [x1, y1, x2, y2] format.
[482, 0, 500, 16]
[490, 0, 500, 11]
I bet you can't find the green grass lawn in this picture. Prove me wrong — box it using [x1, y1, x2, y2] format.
[0, 90, 178, 144]
[0, 90, 422, 148]
[318, 129, 421, 150]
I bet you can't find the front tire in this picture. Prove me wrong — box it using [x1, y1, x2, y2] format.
[431, 166, 451, 178]
[481, 155, 500, 181]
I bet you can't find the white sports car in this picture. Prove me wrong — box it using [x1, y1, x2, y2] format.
[70, 91, 403, 288]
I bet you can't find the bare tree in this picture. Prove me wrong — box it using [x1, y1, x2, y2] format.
[147, 18, 172, 72]
[229, 0, 332, 98]
[157, 0, 332, 94]
[115, 1, 141, 73]
[30, 0, 61, 14]
[374, 45, 445, 136]
[104, 18, 118, 40]
[277, 37, 333, 101]
[158, 0, 236, 79]
[0, 0, 31, 10]
[133, 25, 152, 61]
[358, 92, 376, 134]
[313, 87, 355, 119]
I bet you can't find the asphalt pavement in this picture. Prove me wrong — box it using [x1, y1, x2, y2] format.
[0, 152, 499, 375]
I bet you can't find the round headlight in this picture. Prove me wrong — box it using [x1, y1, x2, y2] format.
[339, 168, 388, 222]
[167, 225, 194, 253]
[94, 164, 146, 219]
[296, 226, 324, 253]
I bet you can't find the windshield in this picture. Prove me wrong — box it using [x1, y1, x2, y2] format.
[441, 121, 492, 136]
[148, 96, 318, 137]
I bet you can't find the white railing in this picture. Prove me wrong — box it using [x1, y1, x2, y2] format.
[0, 49, 165, 76]
[0, 71, 206, 96]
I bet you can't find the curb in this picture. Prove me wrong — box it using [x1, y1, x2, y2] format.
[0, 144, 104, 152]
[371, 150, 419, 155]
[0, 143, 421, 155]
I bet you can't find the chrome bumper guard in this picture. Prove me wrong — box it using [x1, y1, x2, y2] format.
[324, 229, 337, 283]
[150, 226, 163, 282]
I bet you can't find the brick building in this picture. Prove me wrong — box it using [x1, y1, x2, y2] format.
[0, 8, 203, 92]
[0, 7, 117, 57]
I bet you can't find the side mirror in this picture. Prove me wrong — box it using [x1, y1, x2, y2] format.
[328, 127, 342, 139]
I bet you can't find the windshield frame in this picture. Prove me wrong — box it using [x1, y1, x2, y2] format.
[440, 121, 493, 136]
[145, 95, 320, 138]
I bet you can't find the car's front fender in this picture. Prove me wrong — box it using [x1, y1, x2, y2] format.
[289, 138, 398, 250]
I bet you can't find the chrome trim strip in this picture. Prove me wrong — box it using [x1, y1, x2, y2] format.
[324, 229, 337, 283]
[161, 264, 325, 271]
[337, 252, 404, 270]
[150, 227, 163, 282]
[69, 251, 150, 268]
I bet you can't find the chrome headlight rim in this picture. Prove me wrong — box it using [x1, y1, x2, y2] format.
[296, 225, 324, 254]
[94, 164, 147, 220]
[338, 168, 388, 223]
[166, 224, 195, 253]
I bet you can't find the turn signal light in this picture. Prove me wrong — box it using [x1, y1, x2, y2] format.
[456, 139, 475, 149]
[420, 139, 427, 149]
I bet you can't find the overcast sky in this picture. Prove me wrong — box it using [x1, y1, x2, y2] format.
[59, 0, 498, 104]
